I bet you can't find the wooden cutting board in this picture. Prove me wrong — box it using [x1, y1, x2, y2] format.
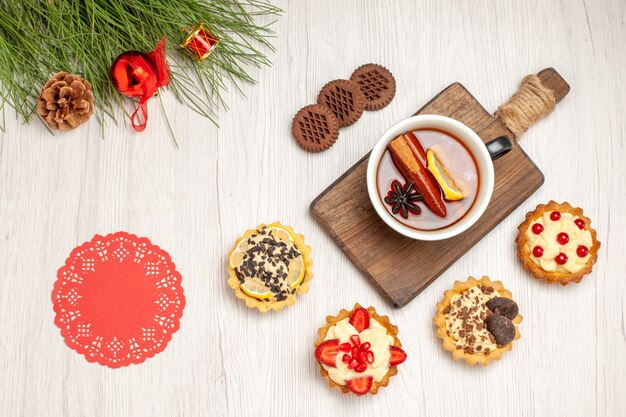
[310, 68, 570, 308]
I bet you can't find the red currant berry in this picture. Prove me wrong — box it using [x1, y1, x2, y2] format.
[557, 232, 569, 245]
[532, 223, 544, 234]
[574, 219, 585, 230]
[550, 211, 561, 221]
[533, 246, 544, 257]
[577, 245, 589, 257]
[555, 253, 568, 265]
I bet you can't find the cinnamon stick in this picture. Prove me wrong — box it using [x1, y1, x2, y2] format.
[403, 131, 427, 167]
[388, 135, 447, 217]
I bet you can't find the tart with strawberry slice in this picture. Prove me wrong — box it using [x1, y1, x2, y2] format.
[227, 222, 313, 312]
[516, 201, 600, 285]
[314, 304, 407, 396]
[434, 276, 522, 366]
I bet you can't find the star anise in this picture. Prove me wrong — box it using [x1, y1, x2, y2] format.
[384, 180, 423, 219]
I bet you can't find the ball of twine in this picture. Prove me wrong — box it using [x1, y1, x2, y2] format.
[495, 75, 556, 139]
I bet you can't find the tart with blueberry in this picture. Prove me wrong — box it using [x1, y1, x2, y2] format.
[433, 276, 522, 366]
[516, 201, 600, 285]
[227, 222, 313, 312]
[314, 304, 407, 396]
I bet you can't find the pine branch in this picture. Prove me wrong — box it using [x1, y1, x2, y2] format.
[0, 0, 281, 134]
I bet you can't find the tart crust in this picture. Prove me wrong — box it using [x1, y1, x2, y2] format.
[516, 201, 600, 285]
[433, 276, 522, 366]
[314, 303, 402, 395]
[227, 222, 313, 312]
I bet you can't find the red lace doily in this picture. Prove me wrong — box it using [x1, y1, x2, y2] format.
[53, 232, 185, 368]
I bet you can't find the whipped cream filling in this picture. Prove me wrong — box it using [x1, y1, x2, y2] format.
[525, 212, 592, 273]
[445, 286, 500, 354]
[322, 318, 394, 385]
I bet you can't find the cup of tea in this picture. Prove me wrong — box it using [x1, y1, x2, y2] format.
[366, 115, 512, 241]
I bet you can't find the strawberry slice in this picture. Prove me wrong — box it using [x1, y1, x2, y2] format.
[315, 339, 339, 367]
[346, 376, 373, 396]
[389, 345, 407, 366]
[349, 307, 370, 332]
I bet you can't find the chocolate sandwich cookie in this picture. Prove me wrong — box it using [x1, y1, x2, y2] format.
[350, 64, 396, 111]
[317, 79, 366, 127]
[291, 104, 340, 153]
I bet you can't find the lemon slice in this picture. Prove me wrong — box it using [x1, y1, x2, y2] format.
[228, 237, 249, 270]
[267, 225, 295, 242]
[286, 256, 305, 289]
[427, 149, 464, 201]
[240, 277, 272, 299]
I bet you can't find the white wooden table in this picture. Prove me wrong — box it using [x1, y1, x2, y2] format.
[1, 1, 624, 416]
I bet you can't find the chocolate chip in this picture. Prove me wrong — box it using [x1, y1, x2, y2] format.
[486, 297, 519, 320]
[480, 285, 494, 294]
[485, 315, 516, 345]
[443, 305, 451, 314]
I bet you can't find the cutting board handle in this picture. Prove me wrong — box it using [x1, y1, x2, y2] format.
[495, 67, 570, 140]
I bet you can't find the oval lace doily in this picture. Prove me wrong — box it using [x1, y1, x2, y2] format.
[52, 232, 185, 368]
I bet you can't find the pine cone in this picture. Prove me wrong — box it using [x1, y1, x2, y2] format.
[37, 72, 94, 131]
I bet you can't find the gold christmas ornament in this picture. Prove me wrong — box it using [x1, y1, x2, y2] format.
[37, 72, 94, 131]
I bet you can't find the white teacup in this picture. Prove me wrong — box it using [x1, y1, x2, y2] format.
[366, 115, 511, 241]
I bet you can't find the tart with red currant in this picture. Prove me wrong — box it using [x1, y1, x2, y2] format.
[314, 304, 407, 396]
[516, 201, 600, 285]
[227, 222, 313, 312]
[434, 276, 522, 366]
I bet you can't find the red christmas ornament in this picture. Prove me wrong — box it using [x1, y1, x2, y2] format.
[110, 37, 170, 132]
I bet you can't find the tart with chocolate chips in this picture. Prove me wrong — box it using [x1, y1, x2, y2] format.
[314, 304, 407, 396]
[516, 201, 600, 285]
[227, 222, 313, 312]
[433, 276, 522, 366]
